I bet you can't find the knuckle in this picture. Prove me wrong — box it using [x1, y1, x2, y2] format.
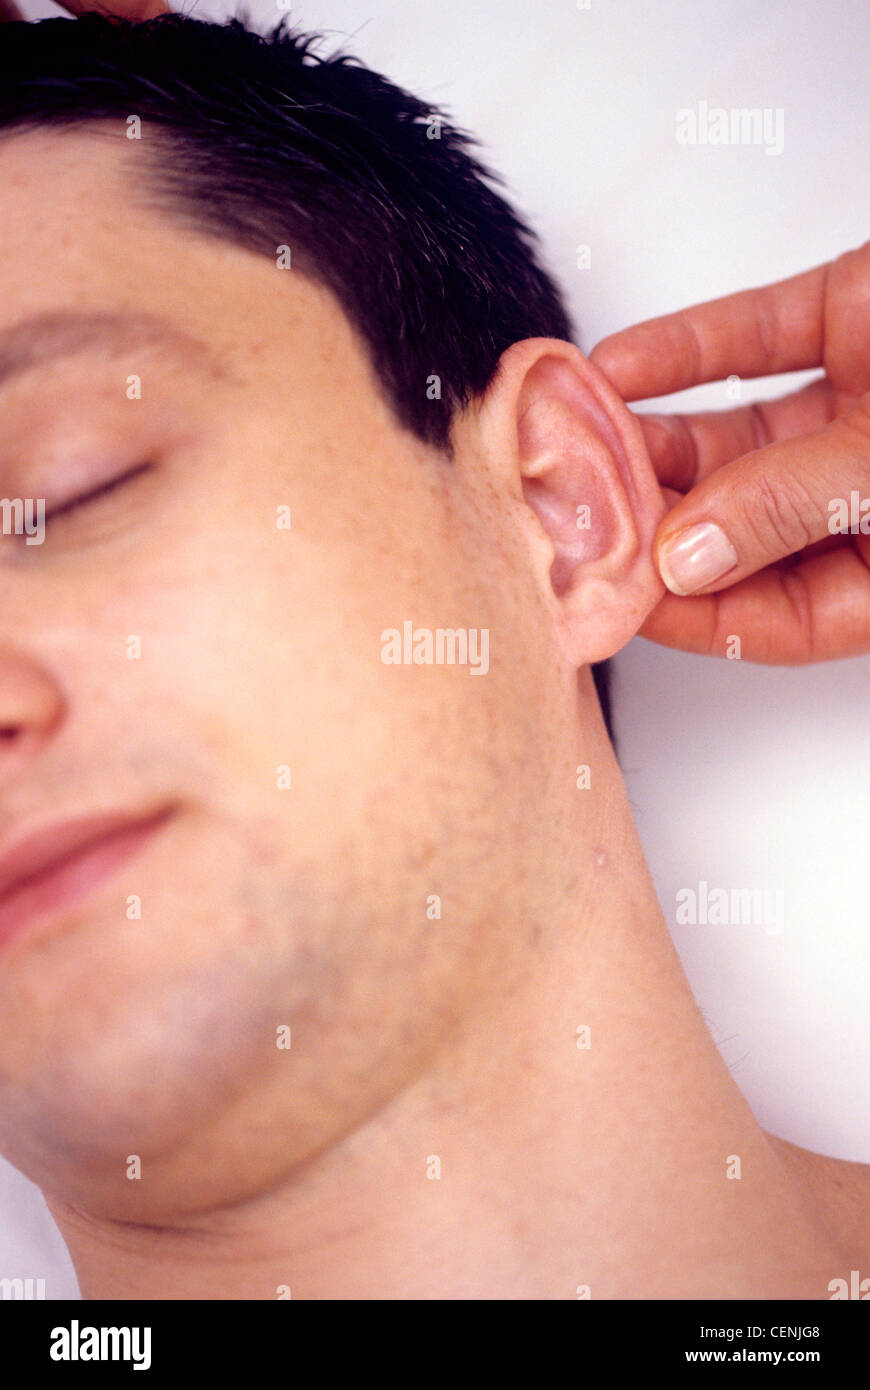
[843, 396, 870, 449]
[746, 400, 772, 451]
[669, 414, 701, 485]
[780, 569, 817, 663]
[742, 472, 815, 555]
[674, 316, 704, 383]
[754, 288, 783, 367]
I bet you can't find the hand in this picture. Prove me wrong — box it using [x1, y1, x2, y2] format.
[0, 0, 170, 20]
[590, 241, 870, 663]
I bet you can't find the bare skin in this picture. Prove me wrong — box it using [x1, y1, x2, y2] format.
[591, 245, 870, 662]
[0, 12, 866, 1302]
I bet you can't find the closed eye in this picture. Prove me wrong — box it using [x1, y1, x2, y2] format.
[44, 461, 153, 524]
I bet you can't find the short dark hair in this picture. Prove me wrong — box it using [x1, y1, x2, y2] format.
[0, 12, 614, 744]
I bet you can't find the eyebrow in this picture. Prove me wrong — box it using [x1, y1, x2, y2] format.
[0, 310, 229, 393]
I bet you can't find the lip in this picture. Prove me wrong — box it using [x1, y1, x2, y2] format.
[0, 808, 172, 951]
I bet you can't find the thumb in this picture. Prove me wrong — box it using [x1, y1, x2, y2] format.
[653, 404, 870, 595]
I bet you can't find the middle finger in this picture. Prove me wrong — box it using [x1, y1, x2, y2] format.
[636, 375, 841, 490]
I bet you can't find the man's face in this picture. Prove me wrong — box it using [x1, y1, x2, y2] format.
[0, 127, 563, 1220]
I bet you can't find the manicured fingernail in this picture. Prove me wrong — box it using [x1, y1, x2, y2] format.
[657, 521, 739, 595]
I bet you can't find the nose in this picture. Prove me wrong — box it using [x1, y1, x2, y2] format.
[0, 647, 65, 773]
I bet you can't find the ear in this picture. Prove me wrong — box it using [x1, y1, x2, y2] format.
[473, 338, 668, 666]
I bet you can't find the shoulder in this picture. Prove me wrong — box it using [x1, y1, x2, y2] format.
[767, 1132, 870, 1275]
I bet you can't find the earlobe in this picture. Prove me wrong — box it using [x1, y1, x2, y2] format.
[496, 339, 668, 665]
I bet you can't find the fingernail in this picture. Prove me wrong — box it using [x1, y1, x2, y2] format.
[658, 521, 739, 595]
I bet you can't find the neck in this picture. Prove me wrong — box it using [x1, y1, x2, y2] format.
[47, 777, 846, 1300]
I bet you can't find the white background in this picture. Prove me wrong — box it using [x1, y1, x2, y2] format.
[2, 0, 869, 1297]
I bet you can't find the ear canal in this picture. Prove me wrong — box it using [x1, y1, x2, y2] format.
[518, 389, 623, 596]
[522, 464, 618, 595]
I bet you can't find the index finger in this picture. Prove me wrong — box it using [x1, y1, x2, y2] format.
[589, 261, 829, 402]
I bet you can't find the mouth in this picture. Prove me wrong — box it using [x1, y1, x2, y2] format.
[0, 808, 173, 952]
